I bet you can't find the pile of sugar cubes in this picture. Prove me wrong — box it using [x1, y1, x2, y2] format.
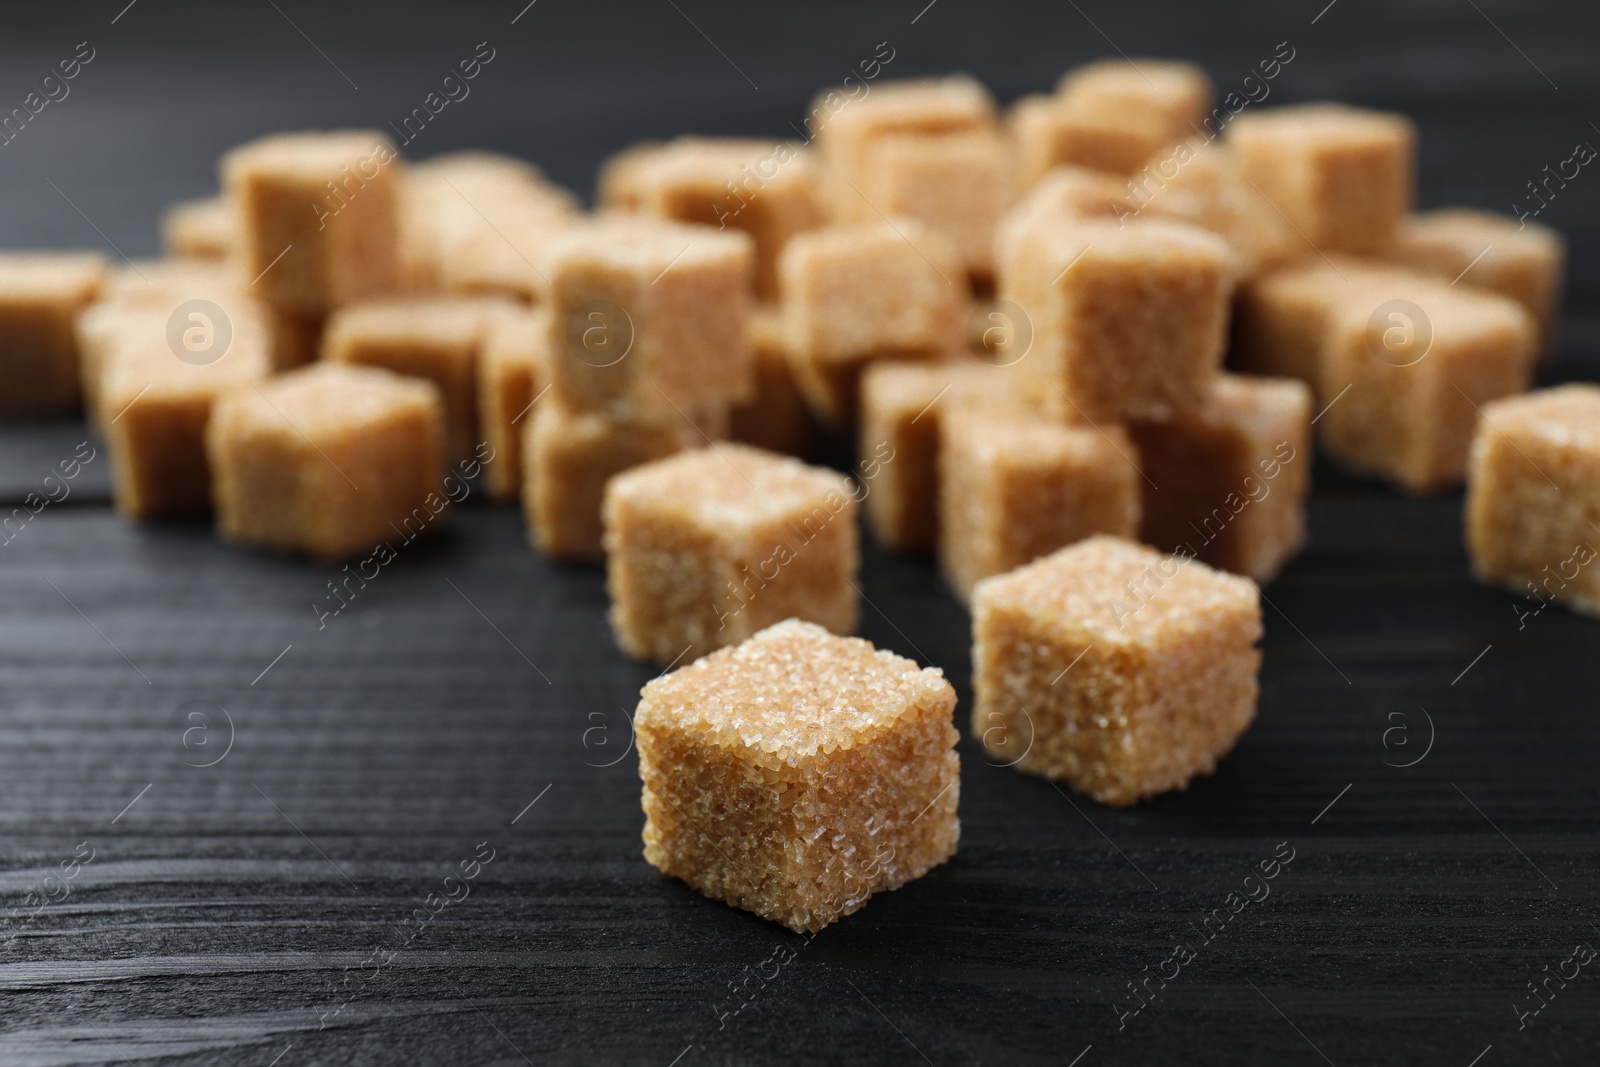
[1, 58, 1589, 932]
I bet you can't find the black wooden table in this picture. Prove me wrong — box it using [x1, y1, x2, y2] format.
[1, 1, 1597, 1063]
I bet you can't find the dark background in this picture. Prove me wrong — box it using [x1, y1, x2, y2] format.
[1, 1, 1598, 1064]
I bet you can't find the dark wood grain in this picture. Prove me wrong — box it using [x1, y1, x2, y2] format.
[2, 1, 1599, 1064]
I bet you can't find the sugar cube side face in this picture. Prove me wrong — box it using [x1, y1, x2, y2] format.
[323, 297, 508, 463]
[610, 138, 826, 302]
[858, 360, 1021, 554]
[522, 398, 705, 562]
[1231, 256, 1430, 386]
[0, 253, 108, 414]
[779, 219, 968, 425]
[1318, 281, 1537, 493]
[543, 219, 754, 421]
[208, 363, 445, 561]
[811, 75, 997, 217]
[477, 306, 548, 501]
[1001, 217, 1234, 422]
[859, 130, 1020, 283]
[635, 619, 960, 932]
[222, 131, 404, 313]
[728, 306, 816, 458]
[1465, 385, 1600, 615]
[603, 444, 859, 662]
[1131, 374, 1313, 582]
[939, 408, 1142, 601]
[101, 326, 272, 520]
[972, 535, 1262, 806]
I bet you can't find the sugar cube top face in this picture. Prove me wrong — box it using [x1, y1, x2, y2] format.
[208, 362, 446, 561]
[972, 535, 1262, 805]
[325, 297, 492, 352]
[609, 442, 851, 530]
[994, 166, 1134, 267]
[636, 619, 959, 931]
[639, 619, 952, 770]
[1391, 208, 1566, 354]
[1001, 216, 1236, 422]
[604, 444, 860, 661]
[541, 217, 755, 420]
[222, 130, 403, 313]
[226, 360, 437, 430]
[1056, 58, 1213, 141]
[1131, 139, 1298, 277]
[0, 252, 108, 303]
[1466, 385, 1600, 615]
[1228, 104, 1415, 255]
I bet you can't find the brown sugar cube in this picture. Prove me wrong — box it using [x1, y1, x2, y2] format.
[599, 138, 825, 301]
[810, 75, 996, 217]
[1465, 385, 1600, 616]
[222, 130, 404, 313]
[1318, 280, 1537, 493]
[604, 444, 859, 662]
[1231, 255, 1422, 384]
[161, 196, 235, 261]
[407, 153, 580, 303]
[1009, 94, 1173, 185]
[1056, 59, 1213, 144]
[729, 305, 816, 458]
[477, 306, 548, 501]
[207, 363, 445, 560]
[1228, 104, 1415, 255]
[0, 252, 107, 414]
[859, 360, 1021, 554]
[994, 165, 1135, 268]
[79, 262, 278, 428]
[857, 130, 1019, 283]
[322, 296, 511, 463]
[1130, 374, 1313, 582]
[523, 397, 708, 562]
[635, 618, 959, 932]
[939, 406, 1142, 602]
[972, 535, 1261, 806]
[1130, 139, 1300, 278]
[101, 326, 273, 520]
[780, 220, 967, 425]
[596, 141, 659, 212]
[543, 218, 754, 421]
[1001, 217, 1235, 422]
[1389, 208, 1566, 356]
